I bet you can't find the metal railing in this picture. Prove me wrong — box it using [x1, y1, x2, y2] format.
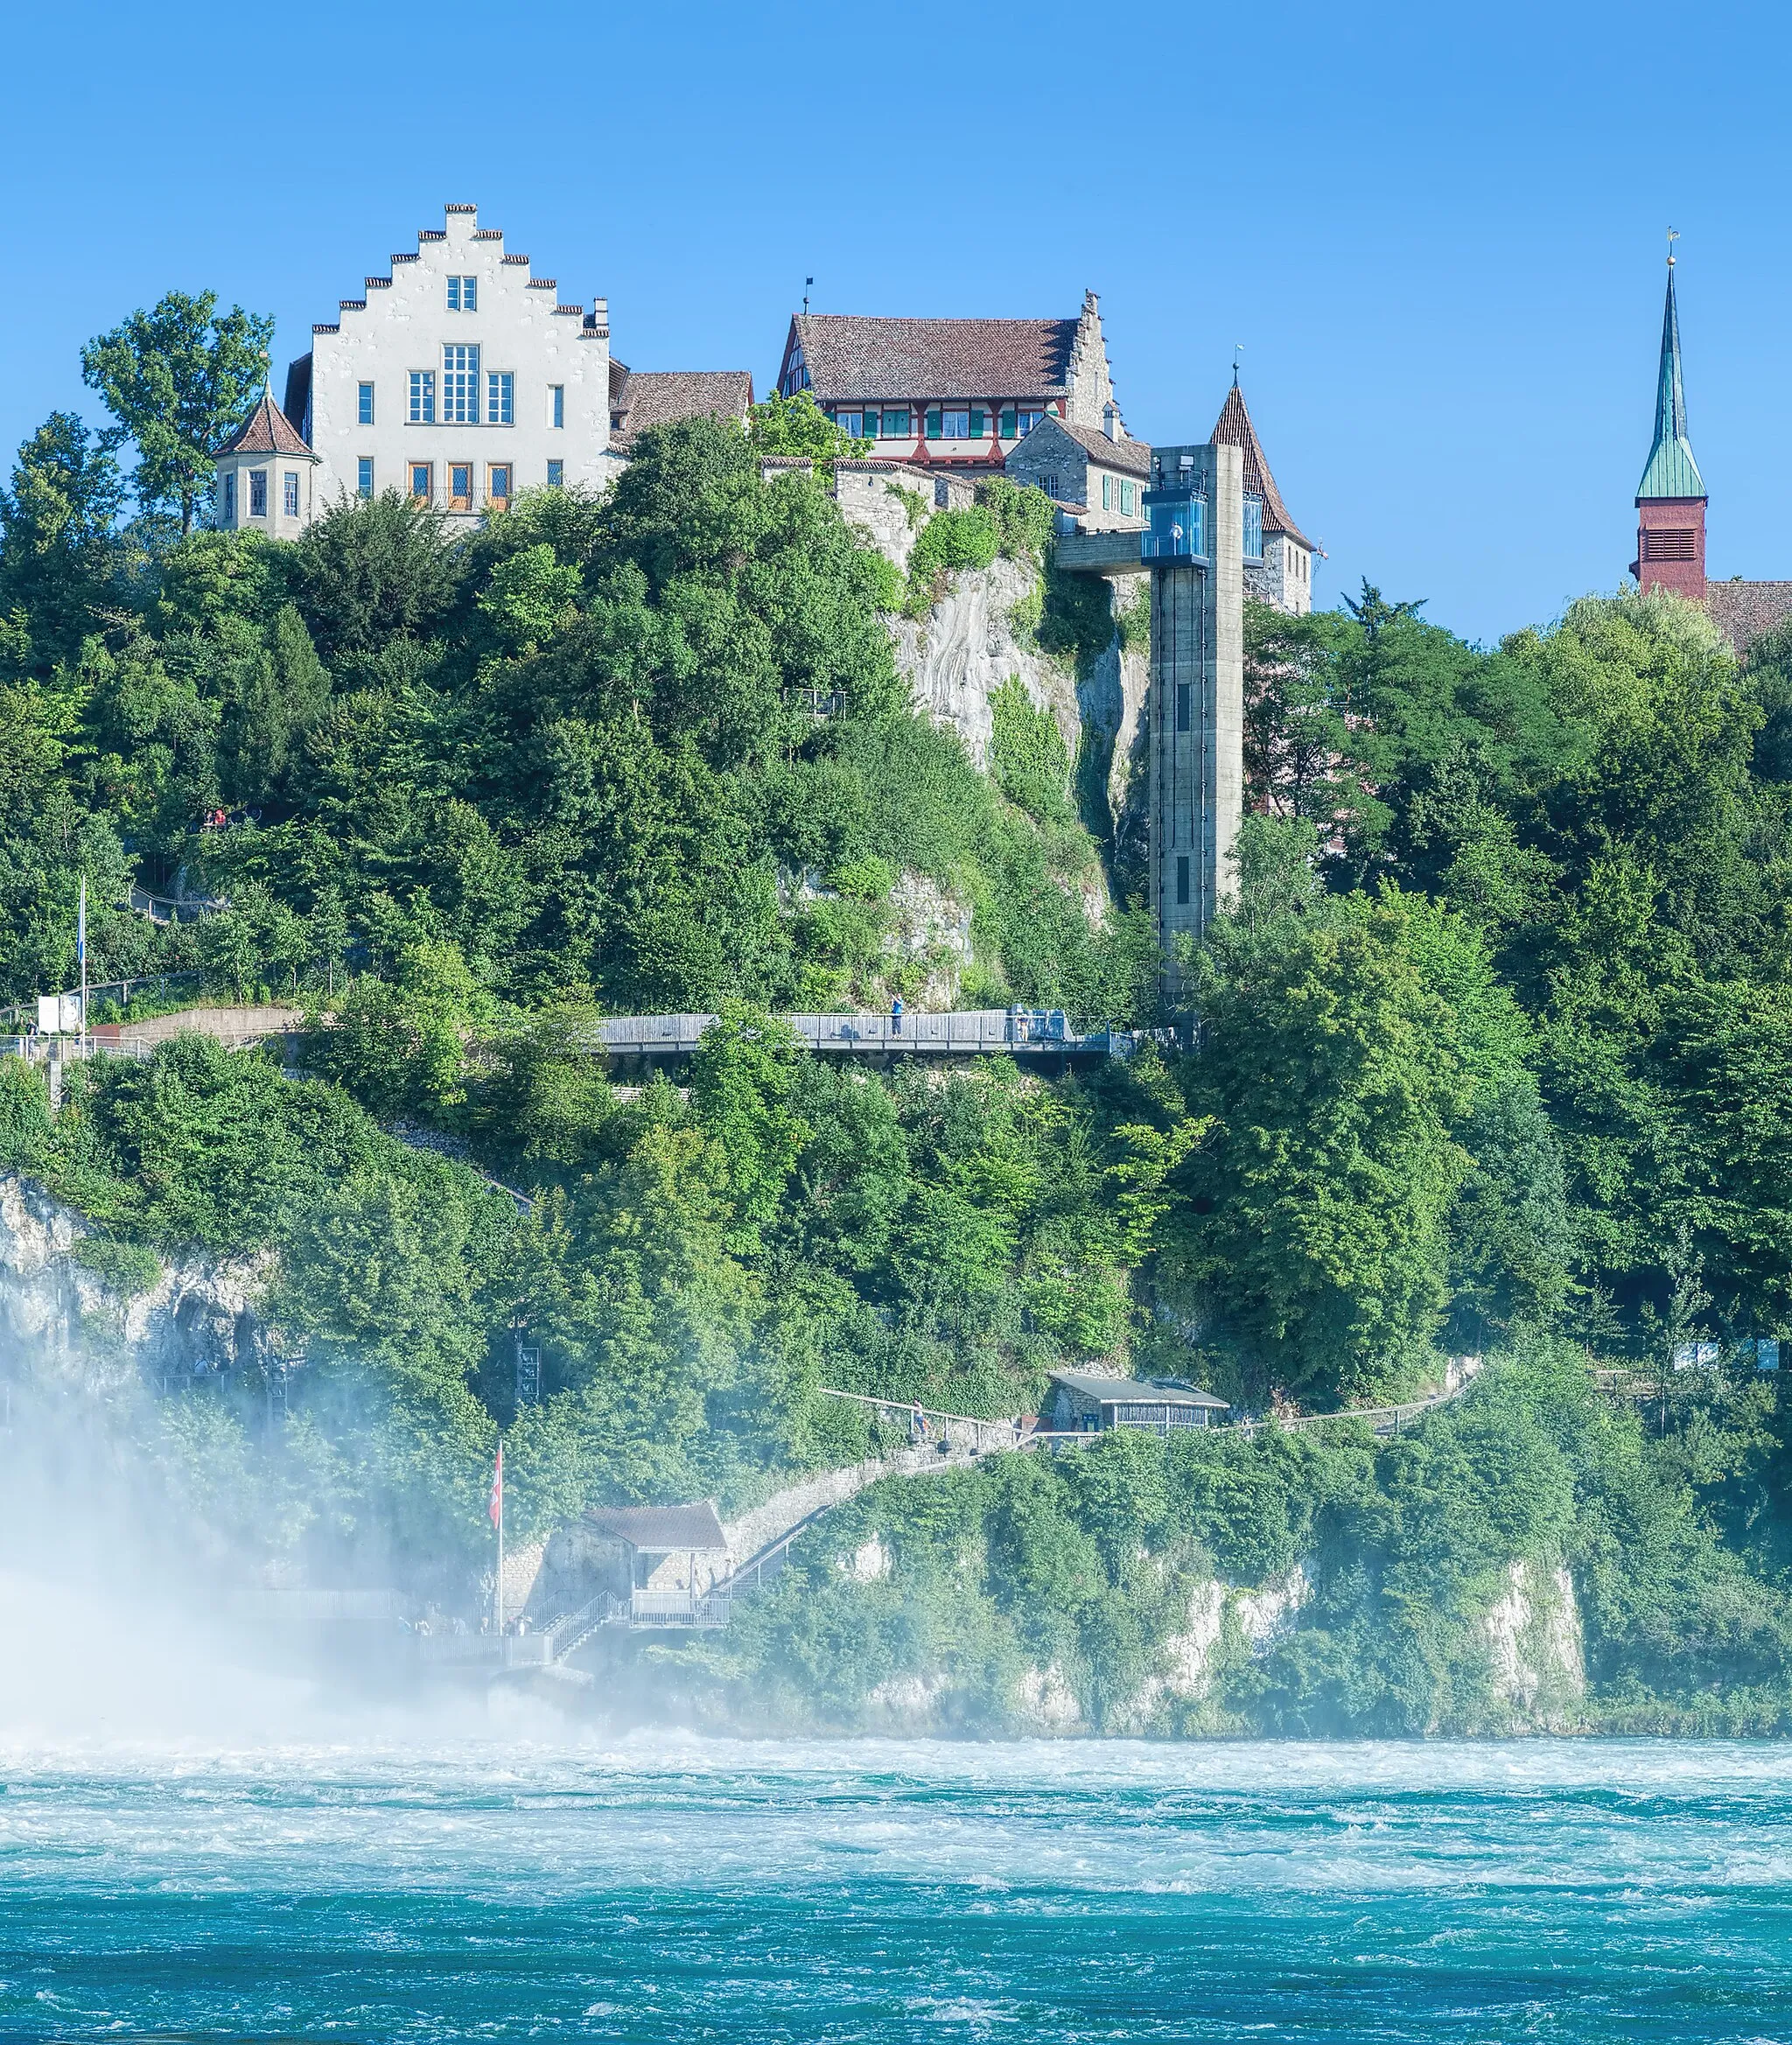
[589, 1009, 1149, 1061]
[628, 1588, 732, 1628]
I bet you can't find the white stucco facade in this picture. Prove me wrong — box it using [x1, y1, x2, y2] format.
[287, 203, 619, 523]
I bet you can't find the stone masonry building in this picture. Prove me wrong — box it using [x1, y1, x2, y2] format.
[774, 292, 1130, 482]
[1209, 376, 1314, 615]
[215, 203, 751, 535]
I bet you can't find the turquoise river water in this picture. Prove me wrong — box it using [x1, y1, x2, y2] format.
[3, 1730, 1792, 2042]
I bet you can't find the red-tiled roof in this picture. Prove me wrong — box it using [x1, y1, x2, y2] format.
[585, 1503, 729, 1551]
[610, 368, 754, 446]
[791, 313, 1080, 402]
[1210, 382, 1311, 550]
[1706, 580, 1792, 655]
[214, 388, 314, 459]
[1051, 418, 1152, 476]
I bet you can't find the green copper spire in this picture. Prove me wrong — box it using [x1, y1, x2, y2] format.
[1637, 255, 1706, 501]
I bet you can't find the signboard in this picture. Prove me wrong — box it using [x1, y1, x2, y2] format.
[36, 994, 82, 1033]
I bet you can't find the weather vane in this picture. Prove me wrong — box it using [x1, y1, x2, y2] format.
[1667, 226, 1679, 268]
[1233, 341, 1244, 386]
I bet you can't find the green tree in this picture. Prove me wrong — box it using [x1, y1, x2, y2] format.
[0, 413, 127, 674]
[80, 291, 275, 535]
[1176, 888, 1478, 1404]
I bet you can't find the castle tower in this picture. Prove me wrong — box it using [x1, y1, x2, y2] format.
[213, 386, 318, 538]
[1210, 375, 1315, 615]
[1632, 251, 1707, 600]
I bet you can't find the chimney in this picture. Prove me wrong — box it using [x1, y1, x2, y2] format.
[1103, 403, 1117, 441]
[592, 296, 609, 335]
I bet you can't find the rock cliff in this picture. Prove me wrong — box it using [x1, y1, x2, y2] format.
[0, 1171, 265, 1399]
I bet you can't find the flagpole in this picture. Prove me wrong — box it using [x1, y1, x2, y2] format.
[493, 1441, 505, 1640]
[78, 874, 87, 1058]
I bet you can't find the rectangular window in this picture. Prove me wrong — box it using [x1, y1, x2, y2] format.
[546, 459, 564, 487]
[999, 406, 1016, 438]
[487, 463, 512, 507]
[1242, 494, 1264, 561]
[410, 461, 433, 501]
[442, 345, 480, 424]
[1175, 683, 1192, 732]
[358, 382, 374, 426]
[222, 471, 235, 522]
[834, 410, 863, 438]
[284, 471, 299, 518]
[248, 467, 268, 517]
[447, 274, 477, 311]
[450, 462, 473, 511]
[1176, 856, 1191, 907]
[1121, 480, 1134, 516]
[940, 407, 970, 438]
[1041, 473, 1060, 500]
[487, 370, 514, 424]
[357, 457, 374, 499]
[879, 408, 910, 438]
[1016, 408, 1044, 436]
[550, 383, 564, 429]
[924, 407, 942, 438]
[409, 370, 436, 423]
[1102, 474, 1112, 511]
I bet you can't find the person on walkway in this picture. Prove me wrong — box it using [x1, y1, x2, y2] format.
[892, 994, 904, 1035]
[910, 1400, 927, 1442]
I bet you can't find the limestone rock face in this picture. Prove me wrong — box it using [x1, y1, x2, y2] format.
[0, 1170, 267, 1397]
[887, 556, 1146, 848]
[1479, 1558, 1586, 1730]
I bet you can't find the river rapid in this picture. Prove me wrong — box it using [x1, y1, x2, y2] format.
[4, 1726, 1791, 2043]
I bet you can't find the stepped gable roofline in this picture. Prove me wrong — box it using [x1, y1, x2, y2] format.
[214, 386, 315, 460]
[1210, 379, 1312, 550]
[788, 312, 1082, 402]
[1044, 416, 1152, 476]
[584, 1502, 729, 1551]
[1046, 1369, 1229, 1410]
[610, 368, 754, 447]
[1638, 255, 1707, 501]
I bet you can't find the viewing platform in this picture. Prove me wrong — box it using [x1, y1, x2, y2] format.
[588, 1007, 1150, 1068]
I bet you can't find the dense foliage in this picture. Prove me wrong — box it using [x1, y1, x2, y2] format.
[10, 310, 1792, 1726]
[700, 1339, 1792, 1735]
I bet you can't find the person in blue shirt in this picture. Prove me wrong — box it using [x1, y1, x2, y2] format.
[892, 994, 904, 1033]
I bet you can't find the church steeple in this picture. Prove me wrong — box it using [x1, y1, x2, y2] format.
[1632, 240, 1707, 600]
[1637, 253, 1704, 501]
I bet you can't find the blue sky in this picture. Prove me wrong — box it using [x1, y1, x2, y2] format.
[4, 0, 1788, 644]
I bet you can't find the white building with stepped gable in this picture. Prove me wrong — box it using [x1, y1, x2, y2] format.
[215, 202, 752, 533]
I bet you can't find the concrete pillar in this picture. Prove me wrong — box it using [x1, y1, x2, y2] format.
[1146, 441, 1243, 995]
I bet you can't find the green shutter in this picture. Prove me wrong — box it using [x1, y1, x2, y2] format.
[1102, 474, 1112, 509]
[970, 407, 985, 437]
[925, 408, 942, 438]
[1000, 407, 1016, 438]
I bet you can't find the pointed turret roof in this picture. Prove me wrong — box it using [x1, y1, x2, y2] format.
[1636, 258, 1704, 501]
[214, 385, 314, 460]
[1210, 377, 1312, 550]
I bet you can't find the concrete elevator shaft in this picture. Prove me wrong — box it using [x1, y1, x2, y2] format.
[1056, 438, 1246, 997]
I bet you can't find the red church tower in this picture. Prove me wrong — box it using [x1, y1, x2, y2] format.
[1631, 249, 1706, 601]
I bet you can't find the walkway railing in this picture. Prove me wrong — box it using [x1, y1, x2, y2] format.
[588, 1009, 1152, 1061]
